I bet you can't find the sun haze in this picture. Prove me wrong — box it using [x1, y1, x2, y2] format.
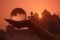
[0, 0, 60, 30]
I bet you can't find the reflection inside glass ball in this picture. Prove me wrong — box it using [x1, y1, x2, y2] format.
[10, 13, 27, 21]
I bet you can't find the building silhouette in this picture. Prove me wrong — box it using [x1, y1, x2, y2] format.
[0, 29, 6, 40]
[5, 8, 60, 40]
[5, 8, 40, 40]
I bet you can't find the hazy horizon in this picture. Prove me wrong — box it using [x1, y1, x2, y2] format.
[0, 0, 60, 30]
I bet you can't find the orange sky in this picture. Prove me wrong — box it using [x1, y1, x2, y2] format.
[0, 0, 60, 30]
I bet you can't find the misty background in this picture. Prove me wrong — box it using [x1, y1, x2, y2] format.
[0, 0, 60, 30]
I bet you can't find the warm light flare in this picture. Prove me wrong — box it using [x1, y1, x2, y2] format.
[39, 14, 42, 18]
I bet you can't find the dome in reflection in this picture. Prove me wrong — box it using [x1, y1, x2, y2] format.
[10, 8, 27, 21]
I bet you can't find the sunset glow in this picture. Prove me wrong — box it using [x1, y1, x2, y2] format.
[0, 0, 60, 30]
[39, 14, 42, 18]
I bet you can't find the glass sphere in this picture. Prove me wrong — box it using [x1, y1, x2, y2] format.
[10, 8, 27, 21]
